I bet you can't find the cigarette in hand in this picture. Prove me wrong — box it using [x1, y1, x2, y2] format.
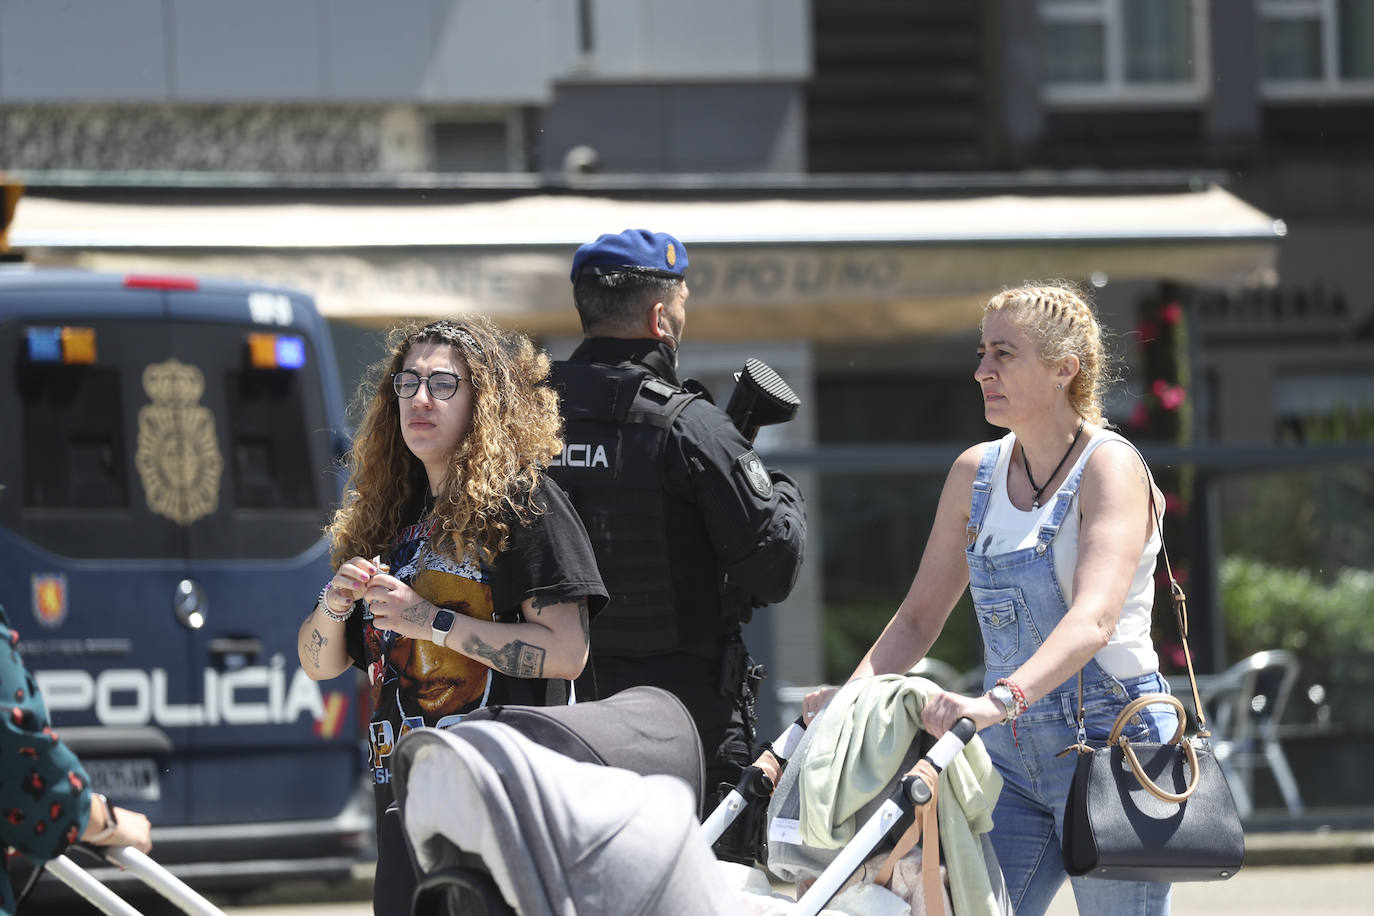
[371, 555, 389, 574]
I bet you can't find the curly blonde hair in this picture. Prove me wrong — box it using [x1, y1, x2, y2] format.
[983, 282, 1117, 426]
[327, 316, 563, 567]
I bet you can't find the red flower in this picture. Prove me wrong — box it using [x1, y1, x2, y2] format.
[1161, 386, 1187, 411]
[1160, 301, 1184, 324]
[1127, 404, 1149, 429]
[1151, 379, 1170, 398]
[1136, 321, 1159, 342]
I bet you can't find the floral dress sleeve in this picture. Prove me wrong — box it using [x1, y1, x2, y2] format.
[0, 607, 92, 911]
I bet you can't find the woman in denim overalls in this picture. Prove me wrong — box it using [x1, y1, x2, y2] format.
[804, 284, 1176, 915]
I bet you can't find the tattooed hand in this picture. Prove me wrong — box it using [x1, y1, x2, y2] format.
[363, 574, 437, 641]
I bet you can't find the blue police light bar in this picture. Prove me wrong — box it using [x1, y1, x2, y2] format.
[26, 327, 63, 362]
[247, 332, 306, 369]
[275, 335, 306, 369]
[26, 326, 97, 364]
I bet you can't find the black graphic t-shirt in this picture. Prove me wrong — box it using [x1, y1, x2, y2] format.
[345, 478, 606, 803]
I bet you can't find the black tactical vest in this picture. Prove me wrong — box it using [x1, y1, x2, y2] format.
[548, 360, 728, 656]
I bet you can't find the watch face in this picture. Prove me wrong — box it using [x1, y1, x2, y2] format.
[433, 608, 456, 631]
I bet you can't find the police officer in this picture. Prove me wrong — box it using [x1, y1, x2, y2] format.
[548, 229, 806, 852]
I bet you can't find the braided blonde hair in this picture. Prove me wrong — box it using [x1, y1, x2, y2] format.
[983, 282, 1114, 425]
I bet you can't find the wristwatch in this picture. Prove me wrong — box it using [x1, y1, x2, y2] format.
[431, 608, 456, 647]
[988, 683, 1018, 724]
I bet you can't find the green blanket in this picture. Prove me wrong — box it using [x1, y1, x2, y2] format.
[799, 673, 1005, 916]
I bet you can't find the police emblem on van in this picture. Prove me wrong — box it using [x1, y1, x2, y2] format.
[737, 450, 773, 499]
[135, 358, 223, 525]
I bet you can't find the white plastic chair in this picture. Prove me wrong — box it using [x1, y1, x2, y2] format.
[1199, 649, 1305, 818]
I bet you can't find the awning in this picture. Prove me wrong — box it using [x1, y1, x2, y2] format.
[10, 187, 1284, 339]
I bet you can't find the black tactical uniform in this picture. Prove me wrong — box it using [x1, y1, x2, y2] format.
[549, 337, 806, 816]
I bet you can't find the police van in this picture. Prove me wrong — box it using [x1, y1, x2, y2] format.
[0, 268, 370, 891]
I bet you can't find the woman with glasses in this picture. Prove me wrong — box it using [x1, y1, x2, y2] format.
[296, 317, 607, 916]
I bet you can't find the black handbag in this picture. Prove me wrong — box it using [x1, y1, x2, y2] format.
[1061, 464, 1245, 882]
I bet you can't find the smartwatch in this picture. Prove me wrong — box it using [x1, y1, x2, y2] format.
[431, 608, 456, 647]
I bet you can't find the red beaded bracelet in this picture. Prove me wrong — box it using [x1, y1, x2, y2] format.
[995, 677, 1028, 719]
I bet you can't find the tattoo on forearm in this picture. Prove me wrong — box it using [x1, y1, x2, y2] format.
[461, 635, 547, 678]
[399, 601, 431, 624]
[577, 597, 590, 645]
[305, 629, 327, 667]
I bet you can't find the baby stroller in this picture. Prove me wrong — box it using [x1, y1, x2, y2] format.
[394, 677, 1009, 916]
[391, 685, 743, 915]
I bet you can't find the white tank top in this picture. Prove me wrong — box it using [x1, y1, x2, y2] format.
[976, 429, 1160, 678]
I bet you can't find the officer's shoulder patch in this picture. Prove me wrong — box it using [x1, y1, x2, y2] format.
[735, 450, 773, 500]
[640, 378, 677, 403]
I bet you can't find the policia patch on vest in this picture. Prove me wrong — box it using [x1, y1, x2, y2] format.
[736, 450, 773, 500]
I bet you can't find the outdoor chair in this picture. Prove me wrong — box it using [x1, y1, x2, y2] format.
[1178, 649, 1305, 818]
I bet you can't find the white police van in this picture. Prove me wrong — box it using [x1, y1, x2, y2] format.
[0, 268, 370, 894]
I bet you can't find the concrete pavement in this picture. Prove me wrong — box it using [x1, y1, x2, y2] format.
[212, 812, 1374, 914]
[217, 862, 1374, 916]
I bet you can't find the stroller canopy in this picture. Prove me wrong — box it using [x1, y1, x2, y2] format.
[392, 719, 740, 916]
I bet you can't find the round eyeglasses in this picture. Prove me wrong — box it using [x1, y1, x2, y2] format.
[392, 370, 462, 400]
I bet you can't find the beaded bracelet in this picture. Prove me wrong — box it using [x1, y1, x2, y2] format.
[317, 585, 353, 622]
[995, 677, 1029, 720]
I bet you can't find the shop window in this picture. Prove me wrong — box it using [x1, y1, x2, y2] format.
[1274, 371, 1374, 442]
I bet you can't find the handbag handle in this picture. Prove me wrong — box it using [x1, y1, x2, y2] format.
[1110, 693, 1202, 803]
[1109, 694, 1186, 746]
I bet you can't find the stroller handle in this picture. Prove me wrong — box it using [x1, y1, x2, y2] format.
[701, 715, 807, 847]
[103, 846, 228, 916]
[907, 717, 976, 806]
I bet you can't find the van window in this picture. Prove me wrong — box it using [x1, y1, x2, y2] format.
[228, 367, 317, 510]
[20, 364, 129, 509]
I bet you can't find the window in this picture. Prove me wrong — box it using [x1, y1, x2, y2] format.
[227, 368, 318, 510]
[1261, 0, 1374, 97]
[20, 365, 129, 509]
[1040, 0, 1210, 104]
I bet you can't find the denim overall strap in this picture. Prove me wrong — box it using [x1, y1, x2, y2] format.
[1033, 446, 1091, 549]
[964, 433, 1118, 697]
[966, 437, 1004, 548]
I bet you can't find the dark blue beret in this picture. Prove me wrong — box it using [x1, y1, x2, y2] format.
[570, 229, 688, 282]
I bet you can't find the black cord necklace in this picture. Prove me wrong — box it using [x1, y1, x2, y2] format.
[1021, 418, 1086, 508]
